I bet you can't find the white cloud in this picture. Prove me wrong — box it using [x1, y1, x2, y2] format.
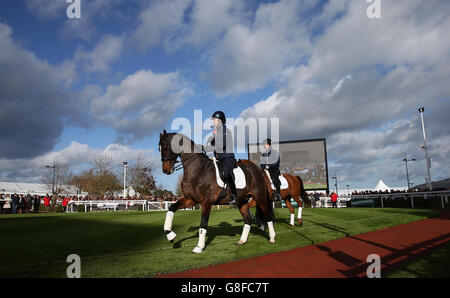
[91, 69, 189, 142]
[73, 34, 124, 73]
[0, 23, 75, 159]
[25, 0, 67, 19]
[180, 0, 247, 48]
[238, 0, 450, 187]
[207, 0, 312, 95]
[131, 0, 192, 51]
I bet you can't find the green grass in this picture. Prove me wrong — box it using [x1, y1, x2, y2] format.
[0, 208, 437, 278]
[385, 241, 450, 278]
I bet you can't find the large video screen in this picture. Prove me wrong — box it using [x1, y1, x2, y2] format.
[248, 139, 329, 190]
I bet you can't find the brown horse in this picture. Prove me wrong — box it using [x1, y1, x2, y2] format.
[237, 159, 310, 227]
[159, 130, 276, 253]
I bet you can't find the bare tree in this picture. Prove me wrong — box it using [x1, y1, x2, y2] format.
[91, 153, 121, 196]
[128, 154, 156, 196]
[40, 162, 72, 195]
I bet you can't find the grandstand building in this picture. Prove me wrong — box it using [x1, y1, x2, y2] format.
[0, 182, 85, 196]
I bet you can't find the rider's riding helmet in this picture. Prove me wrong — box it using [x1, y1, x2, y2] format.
[211, 111, 226, 124]
[263, 138, 272, 146]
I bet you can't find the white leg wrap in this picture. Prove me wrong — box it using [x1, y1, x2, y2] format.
[164, 211, 174, 231]
[298, 207, 303, 219]
[192, 228, 207, 253]
[240, 224, 251, 243]
[290, 214, 295, 226]
[166, 231, 176, 242]
[267, 221, 276, 243]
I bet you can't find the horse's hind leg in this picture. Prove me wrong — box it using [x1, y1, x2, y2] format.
[237, 199, 256, 246]
[164, 197, 195, 243]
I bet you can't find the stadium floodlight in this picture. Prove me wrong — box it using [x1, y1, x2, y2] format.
[331, 175, 338, 196]
[402, 153, 416, 191]
[45, 162, 56, 195]
[418, 107, 432, 190]
[123, 161, 128, 198]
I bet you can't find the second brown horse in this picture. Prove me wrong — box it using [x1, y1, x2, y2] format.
[238, 159, 310, 226]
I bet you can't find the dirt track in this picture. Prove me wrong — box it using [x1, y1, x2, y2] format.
[160, 210, 450, 278]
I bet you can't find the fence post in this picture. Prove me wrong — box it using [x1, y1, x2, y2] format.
[84, 203, 87, 212]
[381, 196, 384, 208]
[410, 195, 414, 209]
[441, 193, 444, 209]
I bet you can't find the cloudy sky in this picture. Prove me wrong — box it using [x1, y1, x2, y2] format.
[0, 0, 449, 192]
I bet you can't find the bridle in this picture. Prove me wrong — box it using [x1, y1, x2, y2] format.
[159, 141, 205, 172]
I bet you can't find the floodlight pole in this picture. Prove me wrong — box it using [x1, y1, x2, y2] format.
[45, 162, 56, 195]
[123, 161, 128, 198]
[418, 107, 432, 190]
[403, 153, 415, 191]
[332, 174, 338, 196]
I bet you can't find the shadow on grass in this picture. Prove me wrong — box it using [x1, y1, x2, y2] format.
[0, 213, 165, 277]
[174, 221, 271, 250]
[302, 218, 350, 237]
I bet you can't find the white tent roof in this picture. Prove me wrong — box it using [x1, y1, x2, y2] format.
[373, 180, 390, 191]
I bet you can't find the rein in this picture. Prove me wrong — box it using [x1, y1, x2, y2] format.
[162, 151, 205, 172]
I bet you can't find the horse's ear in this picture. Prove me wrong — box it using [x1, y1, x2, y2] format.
[179, 136, 183, 147]
[163, 129, 167, 135]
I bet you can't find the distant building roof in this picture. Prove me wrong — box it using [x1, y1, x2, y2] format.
[413, 178, 450, 190]
[0, 182, 84, 195]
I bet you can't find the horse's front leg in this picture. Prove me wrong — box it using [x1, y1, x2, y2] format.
[297, 198, 303, 226]
[284, 197, 295, 226]
[164, 197, 195, 243]
[192, 200, 212, 254]
[237, 198, 256, 245]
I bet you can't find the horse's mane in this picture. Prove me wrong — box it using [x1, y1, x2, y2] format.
[168, 132, 209, 159]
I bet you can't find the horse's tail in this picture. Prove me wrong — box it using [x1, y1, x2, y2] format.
[296, 176, 311, 207]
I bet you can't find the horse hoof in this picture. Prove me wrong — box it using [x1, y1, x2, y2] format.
[289, 224, 294, 227]
[236, 240, 246, 246]
[192, 246, 203, 254]
[297, 220, 303, 226]
[270, 238, 275, 244]
[166, 231, 176, 242]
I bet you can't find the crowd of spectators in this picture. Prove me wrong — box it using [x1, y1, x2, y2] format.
[0, 193, 182, 214]
[351, 187, 448, 196]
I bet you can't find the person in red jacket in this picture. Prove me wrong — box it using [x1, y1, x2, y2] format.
[44, 194, 51, 212]
[62, 197, 70, 212]
[331, 192, 338, 208]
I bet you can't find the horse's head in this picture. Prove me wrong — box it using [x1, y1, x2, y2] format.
[158, 130, 179, 175]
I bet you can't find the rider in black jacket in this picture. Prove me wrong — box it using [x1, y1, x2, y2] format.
[260, 138, 282, 200]
[203, 111, 238, 205]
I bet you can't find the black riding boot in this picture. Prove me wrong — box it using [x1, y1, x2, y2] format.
[227, 176, 238, 205]
[275, 187, 281, 201]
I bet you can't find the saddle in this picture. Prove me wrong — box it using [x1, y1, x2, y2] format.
[212, 157, 246, 189]
[264, 170, 289, 190]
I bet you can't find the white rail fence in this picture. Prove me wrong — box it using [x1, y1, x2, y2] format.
[350, 191, 450, 209]
[66, 200, 191, 212]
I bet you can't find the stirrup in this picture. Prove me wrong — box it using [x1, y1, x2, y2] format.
[229, 194, 238, 205]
